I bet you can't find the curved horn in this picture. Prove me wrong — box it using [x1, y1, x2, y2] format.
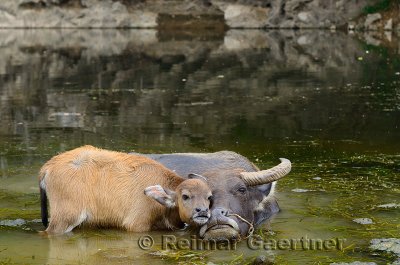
[240, 158, 291, 186]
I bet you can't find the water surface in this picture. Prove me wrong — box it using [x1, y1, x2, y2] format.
[0, 29, 399, 264]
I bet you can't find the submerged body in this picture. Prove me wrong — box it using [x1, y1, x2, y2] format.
[39, 145, 212, 234]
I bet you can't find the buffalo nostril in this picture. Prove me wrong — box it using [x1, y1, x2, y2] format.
[212, 207, 228, 216]
[195, 208, 201, 212]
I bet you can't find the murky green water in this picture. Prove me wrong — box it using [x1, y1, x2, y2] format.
[0, 29, 399, 264]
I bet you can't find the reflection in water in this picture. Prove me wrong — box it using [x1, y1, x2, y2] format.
[46, 231, 141, 265]
[0, 29, 399, 264]
[0, 29, 398, 155]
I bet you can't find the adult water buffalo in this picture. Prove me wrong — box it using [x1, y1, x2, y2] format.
[137, 151, 291, 241]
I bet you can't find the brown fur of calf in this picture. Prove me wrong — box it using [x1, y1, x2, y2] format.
[39, 145, 211, 235]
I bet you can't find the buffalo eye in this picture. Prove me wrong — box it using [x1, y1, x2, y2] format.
[237, 187, 247, 194]
[208, 195, 213, 201]
[182, 194, 189, 201]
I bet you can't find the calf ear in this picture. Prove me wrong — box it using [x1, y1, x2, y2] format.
[144, 185, 176, 208]
[188, 173, 207, 182]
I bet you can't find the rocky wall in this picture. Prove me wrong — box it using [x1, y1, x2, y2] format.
[0, 0, 389, 29]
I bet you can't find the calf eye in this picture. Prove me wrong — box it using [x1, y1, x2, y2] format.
[182, 195, 189, 201]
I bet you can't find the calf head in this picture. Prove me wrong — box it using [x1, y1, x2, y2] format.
[145, 178, 212, 226]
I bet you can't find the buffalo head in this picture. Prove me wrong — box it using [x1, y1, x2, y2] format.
[196, 158, 291, 241]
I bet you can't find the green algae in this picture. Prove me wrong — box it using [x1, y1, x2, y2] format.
[255, 152, 400, 264]
[148, 250, 257, 265]
[94, 248, 136, 264]
[64, 230, 124, 242]
[0, 190, 39, 207]
[148, 249, 211, 265]
[0, 258, 15, 265]
[0, 208, 40, 221]
[0, 190, 40, 220]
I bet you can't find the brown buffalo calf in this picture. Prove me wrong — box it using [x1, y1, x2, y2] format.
[39, 145, 212, 235]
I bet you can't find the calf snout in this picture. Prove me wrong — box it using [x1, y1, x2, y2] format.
[195, 207, 209, 215]
[192, 207, 210, 225]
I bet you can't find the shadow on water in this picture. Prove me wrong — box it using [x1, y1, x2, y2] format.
[0, 29, 399, 264]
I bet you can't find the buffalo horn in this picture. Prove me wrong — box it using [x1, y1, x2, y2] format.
[240, 158, 291, 186]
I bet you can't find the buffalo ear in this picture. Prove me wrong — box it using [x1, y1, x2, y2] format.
[253, 197, 280, 226]
[253, 183, 279, 225]
[256, 183, 273, 196]
[144, 185, 176, 208]
[188, 173, 207, 182]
